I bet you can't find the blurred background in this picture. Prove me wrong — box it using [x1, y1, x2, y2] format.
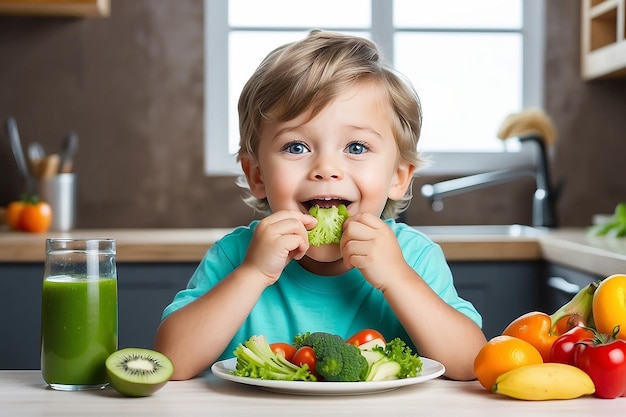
[1, 0, 624, 229]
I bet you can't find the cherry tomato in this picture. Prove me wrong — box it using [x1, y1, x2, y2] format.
[346, 329, 386, 346]
[549, 325, 594, 365]
[269, 342, 296, 362]
[292, 346, 317, 376]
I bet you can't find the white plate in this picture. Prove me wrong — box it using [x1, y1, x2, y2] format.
[210, 357, 445, 396]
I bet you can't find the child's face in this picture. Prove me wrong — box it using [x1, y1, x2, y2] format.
[242, 81, 414, 260]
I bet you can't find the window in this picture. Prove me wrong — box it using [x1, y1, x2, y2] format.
[205, 0, 545, 175]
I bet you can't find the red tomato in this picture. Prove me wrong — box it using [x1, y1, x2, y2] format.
[346, 329, 385, 346]
[292, 346, 317, 376]
[549, 326, 594, 365]
[574, 326, 626, 399]
[269, 342, 296, 362]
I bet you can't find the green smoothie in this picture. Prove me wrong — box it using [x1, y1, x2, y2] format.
[41, 275, 118, 388]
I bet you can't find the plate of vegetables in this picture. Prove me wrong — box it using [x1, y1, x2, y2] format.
[210, 330, 445, 395]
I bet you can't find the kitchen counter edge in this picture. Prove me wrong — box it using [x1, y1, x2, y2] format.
[1, 227, 625, 277]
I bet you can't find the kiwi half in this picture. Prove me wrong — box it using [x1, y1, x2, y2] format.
[105, 348, 174, 397]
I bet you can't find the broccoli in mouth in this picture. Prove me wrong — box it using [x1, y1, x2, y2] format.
[307, 204, 350, 246]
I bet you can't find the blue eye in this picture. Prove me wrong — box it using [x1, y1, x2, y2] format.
[283, 141, 309, 154]
[346, 141, 369, 155]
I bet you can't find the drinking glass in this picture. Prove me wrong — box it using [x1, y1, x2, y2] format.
[40, 238, 118, 391]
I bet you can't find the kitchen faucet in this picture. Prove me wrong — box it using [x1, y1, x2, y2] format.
[420, 135, 557, 228]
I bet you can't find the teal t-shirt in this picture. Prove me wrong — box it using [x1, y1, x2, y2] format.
[162, 219, 482, 361]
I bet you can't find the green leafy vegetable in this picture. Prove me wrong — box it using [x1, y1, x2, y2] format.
[294, 331, 368, 382]
[231, 332, 423, 383]
[308, 204, 350, 246]
[360, 338, 423, 381]
[231, 334, 316, 381]
[588, 202, 626, 238]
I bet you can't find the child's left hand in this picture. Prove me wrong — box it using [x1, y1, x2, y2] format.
[340, 213, 408, 289]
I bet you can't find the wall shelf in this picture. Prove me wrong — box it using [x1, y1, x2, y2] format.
[581, 0, 626, 79]
[0, 0, 109, 17]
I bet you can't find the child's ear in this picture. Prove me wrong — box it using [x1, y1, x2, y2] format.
[240, 155, 267, 199]
[388, 161, 416, 201]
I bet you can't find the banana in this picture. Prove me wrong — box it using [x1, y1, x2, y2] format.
[492, 363, 595, 401]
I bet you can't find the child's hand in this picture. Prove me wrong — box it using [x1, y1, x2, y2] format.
[243, 210, 317, 285]
[340, 213, 407, 290]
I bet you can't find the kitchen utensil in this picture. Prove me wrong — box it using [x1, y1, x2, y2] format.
[39, 154, 61, 179]
[28, 142, 45, 161]
[59, 131, 78, 174]
[28, 142, 45, 160]
[28, 142, 46, 177]
[6, 116, 33, 193]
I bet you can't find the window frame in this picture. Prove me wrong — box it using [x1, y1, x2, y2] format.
[204, 0, 545, 176]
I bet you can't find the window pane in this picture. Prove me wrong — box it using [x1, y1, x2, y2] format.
[228, 31, 309, 153]
[394, 0, 522, 29]
[205, 0, 541, 176]
[395, 33, 522, 152]
[229, 0, 370, 28]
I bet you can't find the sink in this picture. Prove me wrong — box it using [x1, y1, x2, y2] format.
[413, 224, 547, 237]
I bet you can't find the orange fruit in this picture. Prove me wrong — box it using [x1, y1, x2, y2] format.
[473, 335, 543, 390]
[592, 274, 626, 340]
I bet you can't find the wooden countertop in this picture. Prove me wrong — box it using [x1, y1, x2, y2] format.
[0, 228, 233, 263]
[2, 370, 624, 417]
[1, 226, 625, 277]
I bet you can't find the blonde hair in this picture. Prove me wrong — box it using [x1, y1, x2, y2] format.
[237, 30, 424, 219]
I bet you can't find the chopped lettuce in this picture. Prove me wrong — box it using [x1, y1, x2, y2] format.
[359, 338, 423, 381]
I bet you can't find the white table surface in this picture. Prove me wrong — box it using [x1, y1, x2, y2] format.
[1, 370, 624, 417]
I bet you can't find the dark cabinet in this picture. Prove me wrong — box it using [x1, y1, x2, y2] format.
[450, 261, 546, 340]
[116, 264, 195, 350]
[543, 263, 603, 314]
[0, 263, 194, 370]
[0, 259, 606, 369]
[0, 263, 44, 370]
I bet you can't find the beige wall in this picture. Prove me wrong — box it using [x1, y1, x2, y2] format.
[1, 0, 624, 229]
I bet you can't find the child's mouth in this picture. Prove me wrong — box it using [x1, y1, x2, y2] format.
[303, 198, 351, 210]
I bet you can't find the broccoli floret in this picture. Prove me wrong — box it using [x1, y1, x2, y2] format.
[292, 332, 311, 348]
[231, 334, 316, 381]
[362, 337, 423, 381]
[308, 204, 350, 246]
[294, 332, 368, 382]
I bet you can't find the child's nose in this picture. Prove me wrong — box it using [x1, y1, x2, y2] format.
[310, 154, 343, 180]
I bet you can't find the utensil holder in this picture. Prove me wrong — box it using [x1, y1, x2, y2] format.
[36, 173, 76, 232]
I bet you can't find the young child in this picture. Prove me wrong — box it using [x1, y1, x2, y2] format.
[155, 30, 486, 381]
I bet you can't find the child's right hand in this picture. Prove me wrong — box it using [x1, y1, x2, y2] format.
[242, 210, 317, 285]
